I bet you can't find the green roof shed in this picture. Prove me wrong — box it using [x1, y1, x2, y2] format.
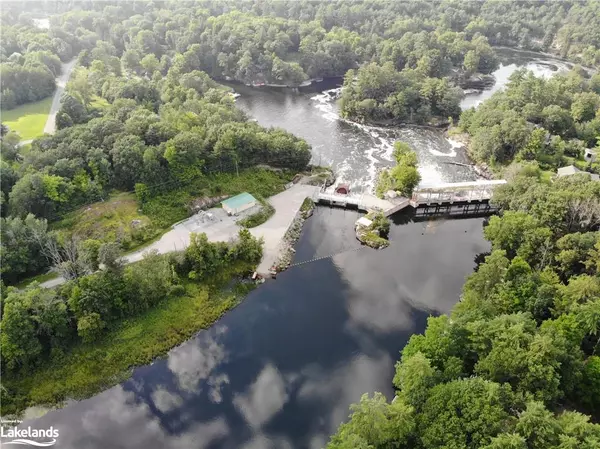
[221, 192, 258, 215]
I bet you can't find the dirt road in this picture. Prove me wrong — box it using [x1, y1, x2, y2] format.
[43, 58, 77, 135]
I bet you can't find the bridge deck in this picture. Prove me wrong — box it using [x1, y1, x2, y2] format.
[316, 179, 506, 216]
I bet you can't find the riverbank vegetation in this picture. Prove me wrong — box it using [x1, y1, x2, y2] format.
[460, 67, 600, 171]
[329, 170, 600, 447]
[0, 229, 263, 415]
[376, 141, 421, 198]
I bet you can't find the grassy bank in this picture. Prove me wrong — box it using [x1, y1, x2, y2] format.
[2, 97, 53, 140]
[1, 263, 256, 416]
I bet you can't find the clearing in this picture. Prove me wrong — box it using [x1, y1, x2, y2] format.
[1, 97, 53, 141]
[52, 192, 163, 251]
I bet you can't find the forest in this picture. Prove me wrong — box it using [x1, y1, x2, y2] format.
[460, 67, 600, 170]
[329, 163, 600, 448]
[0, 0, 599, 445]
[2, 1, 600, 109]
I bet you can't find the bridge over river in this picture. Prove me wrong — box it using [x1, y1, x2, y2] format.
[316, 179, 507, 217]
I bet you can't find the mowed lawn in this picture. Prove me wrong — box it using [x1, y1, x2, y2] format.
[1, 96, 53, 140]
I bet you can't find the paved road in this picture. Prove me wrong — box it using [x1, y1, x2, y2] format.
[43, 59, 77, 135]
[40, 184, 319, 288]
[125, 184, 319, 270]
[252, 184, 318, 274]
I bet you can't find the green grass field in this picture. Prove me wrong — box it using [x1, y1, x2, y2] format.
[1, 97, 53, 141]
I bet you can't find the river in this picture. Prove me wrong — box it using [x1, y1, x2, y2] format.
[11, 49, 571, 449]
[232, 47, 573, 192]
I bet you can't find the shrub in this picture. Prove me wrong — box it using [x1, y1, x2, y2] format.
[237, 201, 275, 228]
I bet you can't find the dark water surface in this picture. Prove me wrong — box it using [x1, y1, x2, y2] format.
[24, 208, 489, 449]
[15, 48, 571, 449]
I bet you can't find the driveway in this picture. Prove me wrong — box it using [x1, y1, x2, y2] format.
[41, 184, 319, 287]
[43, 58, 77, 135]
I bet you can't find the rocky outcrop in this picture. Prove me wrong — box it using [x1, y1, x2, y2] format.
[187, 195, 229, 213]
[457, 73, 496, 90]
[271, 198, 315, 272]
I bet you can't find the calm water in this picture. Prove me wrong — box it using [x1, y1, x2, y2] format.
[21, 208, 490, 449]
[459, 47, 573, 110]
[12, 49, 569, 449]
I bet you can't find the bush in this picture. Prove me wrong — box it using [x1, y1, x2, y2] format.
[368, 212, 390, 237]
[375, 142, 421, 198]
[237, 201, 275, 228]
[356, 212, 391, 249]
[361, 231, 389, 249]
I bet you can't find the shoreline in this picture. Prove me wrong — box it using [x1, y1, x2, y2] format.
[1, 262, 258, 418]
[445, 128, 495, 180]
[271, 197, 316, 272]
[3, 188, 321, 417]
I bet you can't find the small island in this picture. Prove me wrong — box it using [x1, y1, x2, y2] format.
[339, 35, 497, 126]
[355, 211, 391, 249]
[375, 141, 422, 199]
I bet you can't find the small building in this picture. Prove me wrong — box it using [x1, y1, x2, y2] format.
[335, 183, 350, 195]
[584, 148, 598, 163]
[221, 192, 257, 215]
[556, 165, 599, 181]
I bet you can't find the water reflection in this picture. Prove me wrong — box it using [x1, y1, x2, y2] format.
[15, 45, 571, 449]
[459, 47, 573, 110]
[233, 364, 289, 429]
[167, 326, 228, 393]
[20, 207, 489, 449]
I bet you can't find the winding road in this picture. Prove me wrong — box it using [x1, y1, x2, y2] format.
[44, 58, 77, 135]
[15, 58, 76, 147]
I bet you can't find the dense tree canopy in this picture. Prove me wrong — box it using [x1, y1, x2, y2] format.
[376, 141, 422, 197]
[340, 62, 464, 125]
[460, 68, 600, 168]
[329, 161, 600, 447]
[2, 0, 600, 442]
[4, 0, 599, 107]
[0, 229, 262, 376]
